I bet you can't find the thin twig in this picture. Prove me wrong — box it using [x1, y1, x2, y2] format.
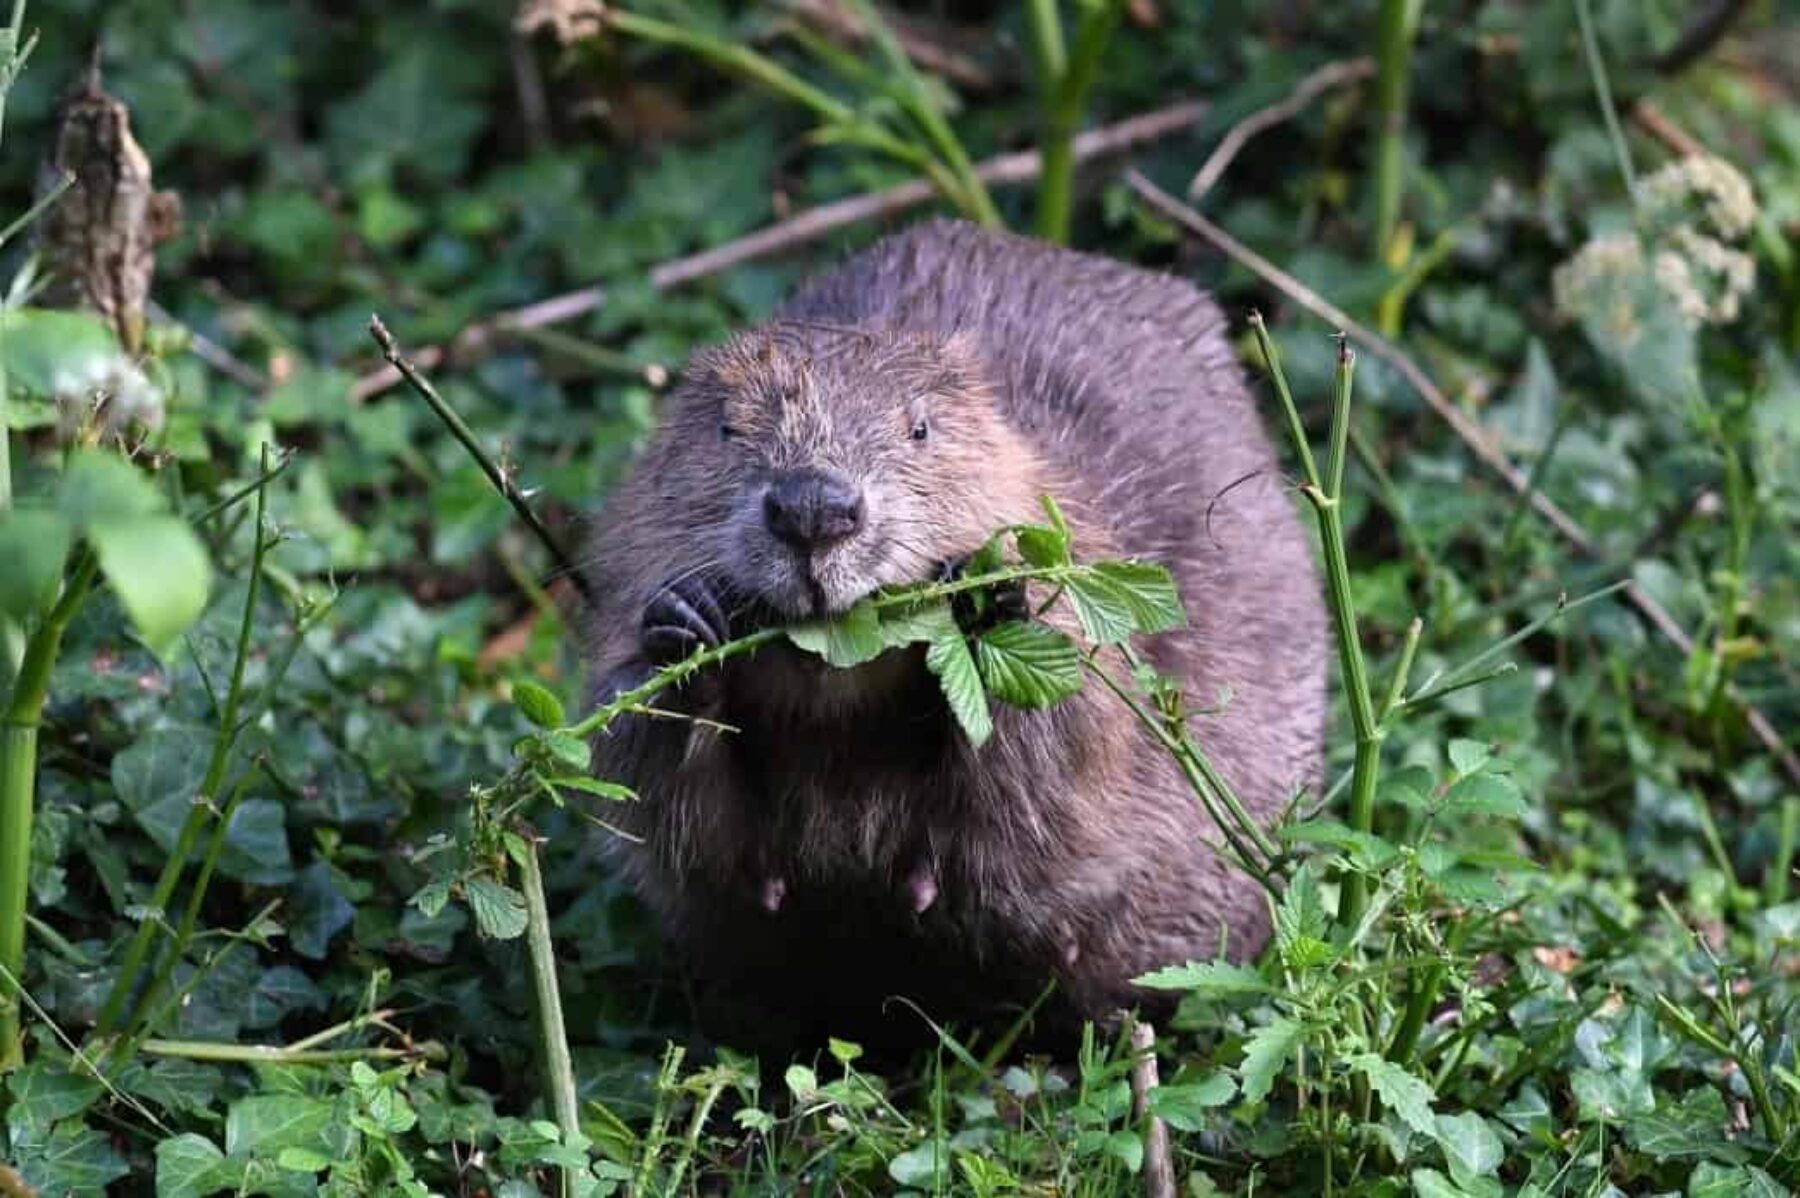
[1124, 170, 1800, 789]
[1188, 58, 1374, 200]
[1630, 99, 1706, 159]
[348, 99, 1208, 401]
[367, 315, 594, 605]
[778, 0, 992, 91]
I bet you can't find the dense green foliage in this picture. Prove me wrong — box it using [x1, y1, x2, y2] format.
[1, 1, 1797, 1194]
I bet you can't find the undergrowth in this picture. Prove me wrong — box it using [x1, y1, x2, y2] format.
[0, 1, 1796, 1195]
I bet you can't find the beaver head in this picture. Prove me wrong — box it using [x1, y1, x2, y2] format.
[665, 323, 1046, 619]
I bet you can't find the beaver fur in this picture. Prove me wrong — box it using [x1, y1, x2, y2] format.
[581, 219, 1326, 1047]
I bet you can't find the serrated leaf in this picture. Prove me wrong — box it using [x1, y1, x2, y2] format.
[0, 510, 72, 619]
[1239, 1016, 1304, 1104]
[1132, 959, 1273, 995]
[511, 679, 565, 728]
[1105, 1130, 1143, 1174]
[87, 514, 212, 654]
[154, 1133, 226, 1198]
[926, 619, 991, 746]
[786, 599, 886, 667]
[1148, 1075, 1237, 1130]
[974, 621, 1081, 708]
[410, 878, 452, 918]
[1064, 560, 1184, 645]
[1438, 773, 1528, 820]
[1348, 1053, 1436, 1136]
[465, 877, 529, 940]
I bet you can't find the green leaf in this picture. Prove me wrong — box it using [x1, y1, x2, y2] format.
[1348, 1053, 1436, 1137]
[0, 308, 122, 396]
[1625, 1088, 1747, 1163]
[786, 599, 887, 667]
[1105, 1130, 1143, 1174]
[1688, 1163, 1789, 1198]
[56, 451, 165, 525]
[0, 510, 72, 618]
[1239, 1016, 1304, 1105]
[1148, 1074, 1237, 1130]
[1434, 1112, 1504, 1183]
[1132, 959, 1272, 995]
[1438, 773, 1528, 820]
[925, 617, 991, 746]
[541, 732, 591, 771]
[224, 1094, 334, 1158]
[550, 775, 637, 802]
[511, 679, 565, 728]
[465, 877, 530, 940]
[87, 514, 212, 654]
[888, 1141, 950, 1187]
[974, 622, 1081, 708]
[16, 1122, 130, 1194]
[1015, 525, 1069, 567]
[1411, 1168, 1486, 1198]
[155, 1134, 226, 1198]
[1447, 739, 1491, 776]
[4, 1062, 104, 1141]
[1063, 560, 1184, 645]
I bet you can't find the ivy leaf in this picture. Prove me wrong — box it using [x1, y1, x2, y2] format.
[511, 679, 565, 729]
[224, 1094, 335, 1157]
[974, 622, 1081, 708]
[926, 618, 992, 746]
[1132, 960, 1273, 996]
[1148, 1075, 1237, 1130]
[1433, 1112, 1504, 1183]
[787, 599, 886, 667]
[154, 1134, 227, 1198]
[1348, 1054, 1436, 1137]
[465, 878, 529, 940]
[1239, 1016, 1304, 1105]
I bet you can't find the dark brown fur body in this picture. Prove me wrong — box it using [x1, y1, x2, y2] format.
[582, 221, 1326, 1045]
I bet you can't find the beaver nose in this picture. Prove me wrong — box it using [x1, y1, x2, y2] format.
[764, 469, 865, 550]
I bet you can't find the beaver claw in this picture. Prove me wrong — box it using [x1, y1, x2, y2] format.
[642, 575, 732, 665]
[935, 553, 1029, 631]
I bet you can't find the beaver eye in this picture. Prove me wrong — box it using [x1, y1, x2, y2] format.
[719, 422, 739, 442]
[910, 417, 930, 443]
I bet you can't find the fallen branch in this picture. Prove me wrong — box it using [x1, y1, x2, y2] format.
[348, 99, 1208, 401]
[1127, 1016, 1175, 1198]
[1188, 58, 1374, 201]
[1124, 169, 1800, 789]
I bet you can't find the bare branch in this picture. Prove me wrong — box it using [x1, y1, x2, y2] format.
[1188, 57, 1374, 201]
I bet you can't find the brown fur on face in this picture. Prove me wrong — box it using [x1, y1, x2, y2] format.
[581, 221, 1328, 1050]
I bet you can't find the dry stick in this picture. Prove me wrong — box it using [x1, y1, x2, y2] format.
[367, 315, 595, 604]
[1126, 170, 1800, 789]
[1187, 58, 1375, 200]
[1127, 1015, 1175, 1198]
[348, 99, 1209, 402]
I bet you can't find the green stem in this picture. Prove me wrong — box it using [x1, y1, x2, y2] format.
[1574, 0, 1636, 194]
[139, 1039, 441, 1064]
[1031, 0, 1125, 243]
[519, 836, 580, 1196]
[1371, 0, 1418, 260]
[95, 451, 272, 1042]
[1770, 797, 1798, 907]
[0, 0, 28, 160]
[1, 551, 98, 1070]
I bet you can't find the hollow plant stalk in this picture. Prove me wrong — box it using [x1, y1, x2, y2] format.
[519, 837, 581, 1198]
[1, 553, 99, 1069]
[1371, 0, 1419, 261]
[1249, 315, 1381, 931]
[1027, 0, 1127, 244]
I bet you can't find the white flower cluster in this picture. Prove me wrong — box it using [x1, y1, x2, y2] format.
[1639, 153, 1758, 240]
[1551, 154, 1758, 346]
[51, 349, 165, 438]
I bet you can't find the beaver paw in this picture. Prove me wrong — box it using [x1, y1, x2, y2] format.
[642, 575, 732, 665]
[934, 554, 1029, 632]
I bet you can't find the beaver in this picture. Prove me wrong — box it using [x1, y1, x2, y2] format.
[581, 219, 1326, 1047]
